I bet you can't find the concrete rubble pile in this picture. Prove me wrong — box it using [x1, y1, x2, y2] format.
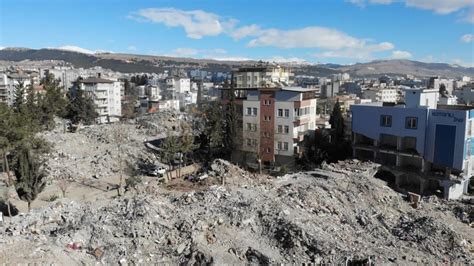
[1, 159, 472, 264]
[38, 112, 195, 181]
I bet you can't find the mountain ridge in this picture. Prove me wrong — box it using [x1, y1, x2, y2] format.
[0, 47, 472, 78]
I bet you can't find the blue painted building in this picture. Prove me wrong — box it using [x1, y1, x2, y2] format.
[351, 88, 472, 199]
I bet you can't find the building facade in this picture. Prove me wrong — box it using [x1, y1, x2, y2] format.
[221, 65, 316, 167]
[78, 76, 122, 124]
[351, 88, 472, 199]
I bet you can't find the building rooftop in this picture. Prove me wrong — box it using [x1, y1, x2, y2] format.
[281, 86, 317, 92]
[80, 77, 114, 84]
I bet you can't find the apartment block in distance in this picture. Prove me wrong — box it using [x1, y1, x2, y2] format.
[77, 74, 122, 124]
[221, 63, 317, 167]
[351, 88, 473, 199]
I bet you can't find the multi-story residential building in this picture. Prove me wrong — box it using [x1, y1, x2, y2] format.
[351, 88, 471, 199]
[241, 87, 317, 165]
[233, 64, 294, 88]
[453, 83, 474, 105]
[221, 65, 316, 167]
[362, 88, 399, 103]
[77, 75, 122, 124]
[0, 73, 13, 105]
[0, 72, 34, 106]
[166, 77, 191, 93]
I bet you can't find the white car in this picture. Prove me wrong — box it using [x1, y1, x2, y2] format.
[147, 166, 167, 177]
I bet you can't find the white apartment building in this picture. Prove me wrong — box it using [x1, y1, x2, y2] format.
[233, 64, 294, 88]
[363, 88, 398, 103]
[78, 75, 122, 124]
[0, 73, 34, 106]
[166, 77, 191, 93]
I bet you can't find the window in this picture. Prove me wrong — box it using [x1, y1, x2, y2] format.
[252, 139, 257, 146]
[277, 142, 282, 150]
[246, 108, 252, 116]
[284, 109, 289, 117]
[380, 115, 392, 127]
[283, 142, 289, 151]
[266, 147, 271, 153]
[263, 132, 271, 138]
[253, 108, 258, 116]
[247, 123, 252, 131]
[246, 138, 252, 146]
[252, 124, 257, 131]
[264, 99, 271, 105]
[405, 117, 418, 129]
[284, 126, 289, 134]
[277, 125, 283, 133]
[278, 109, 283, 117]
[264, 116, 272, 121]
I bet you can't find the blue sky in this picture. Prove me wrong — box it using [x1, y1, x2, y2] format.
[0, 0, 473, 66]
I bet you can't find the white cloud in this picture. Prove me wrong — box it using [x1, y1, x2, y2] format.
[266, 56, 309, 64]
[313, 41, 394, 60]
[129, 8, 236, 39]
[0, 47, 4, 50]
[247, 27, 377, 50]
[461, 34, 474, 43]
[230, 24, 262, 40]
[56, 45, 95, 54]
[128, 45, 137, 51]
[391, 50, 412, 59]
[349, 0, 474, 23]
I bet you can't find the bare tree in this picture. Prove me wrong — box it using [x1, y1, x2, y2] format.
[57, 176, 71, 198]
[112, 123, 127, 196]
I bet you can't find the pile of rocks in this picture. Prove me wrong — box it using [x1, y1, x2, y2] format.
[1, 160, 472, 264]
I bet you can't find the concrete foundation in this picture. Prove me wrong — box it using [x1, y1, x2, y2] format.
[379, 166, 469, 199]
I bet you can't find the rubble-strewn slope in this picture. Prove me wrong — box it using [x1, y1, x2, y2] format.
[1, 161, 472, 264]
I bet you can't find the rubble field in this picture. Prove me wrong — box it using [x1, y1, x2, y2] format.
[39, 111, 193, 181]
[1, 160, 472, 264]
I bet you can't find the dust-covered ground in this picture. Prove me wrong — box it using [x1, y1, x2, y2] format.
[1, 160, 472, 265]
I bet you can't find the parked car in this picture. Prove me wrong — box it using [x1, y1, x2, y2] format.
[146, 166, 167, 177]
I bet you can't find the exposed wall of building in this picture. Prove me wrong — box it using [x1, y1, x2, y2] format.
[351, 104, 428, 155]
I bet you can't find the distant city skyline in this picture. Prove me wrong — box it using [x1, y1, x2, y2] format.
[0, 0, 473, 66]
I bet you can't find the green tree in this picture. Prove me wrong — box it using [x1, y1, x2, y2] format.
[177, 122, 197, 178]
[39, 74, 68, 129]
[329, 99, 345, 144]
[12, 82, 26, 113]
[13, 145, 46, 212]
[66, 89, 98, 126]
[223, 79, 239, 160]
[161, 135, 179, 180]
[199, 102, 224, 159]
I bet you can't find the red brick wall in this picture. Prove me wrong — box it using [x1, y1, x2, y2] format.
[259, 90, 275, 162]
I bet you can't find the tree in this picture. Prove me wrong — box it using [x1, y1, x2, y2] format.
[199, 102, 224, 160]
[178, 122, 197, 178]
[122, 95, 138, 119]
[13, 145, 46, 212]
[112, 123, 126, 196]
[223, 79, 239, 160]
[57, 176, 71, 198]
[65, 89, 98, 126]
[161, 135, 180, 180]
[329, 99, 345, 144]
[39, 74, 68, 129]
[12, 82, 26, 113]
